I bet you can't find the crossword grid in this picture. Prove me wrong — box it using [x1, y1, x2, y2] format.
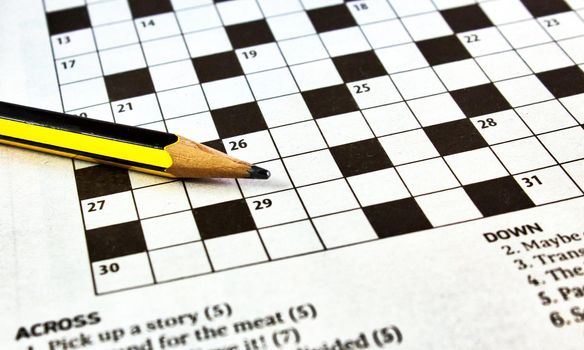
[43, 0, 584, 295]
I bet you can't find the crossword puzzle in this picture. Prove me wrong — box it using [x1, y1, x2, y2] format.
[43, 0, 584, 294]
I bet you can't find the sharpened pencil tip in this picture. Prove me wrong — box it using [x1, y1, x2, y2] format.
[249, 165, 271, 179]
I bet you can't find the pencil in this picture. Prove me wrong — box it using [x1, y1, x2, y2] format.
[0, 101, 270, 179]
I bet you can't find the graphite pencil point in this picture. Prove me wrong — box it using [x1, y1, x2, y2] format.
[248, 165, 271, 180]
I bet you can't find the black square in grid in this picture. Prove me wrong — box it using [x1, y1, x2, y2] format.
[520, 0, 571, 17]
[536, 66, 584, 99]
[302, 85, 359, 119]
[128, 0, 173, 18]
[85, 221, 146, 262]
[330, 138, 392, 177]
[451, 83, 511, 117]
[203, 139, 227, 154]
[192, 51, 244, 83]
[464, 177, 534, 217]
[46, 6, 91, 35]
[363, 198, 432, 238]
[307, 5, 357, 33]
[416, 35, 471, 66]
[104, 68, 155, 101]
[75, 165, 132, 200]
[194, 199, 256, 240]
[211, 102, 267, 138]
[424, 119, 488, 156]
[332, 51, 387, 82]
[441, 5, 493, 33]
[226, 20, 275, 49]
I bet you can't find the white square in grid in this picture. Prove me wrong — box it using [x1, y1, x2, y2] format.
[247, 68, 298, 100]
[100, 44, 146, 75]
[363, 102, 420, 137]
[216, 0, 263, 26]
[560, 93, 584, 123]
[166, 112, 219, 143]
[475, 51, 531, 82]
[402, 12, 453, 41]
[68, 103, 113, 123]
[246, 190, 307, 228]
[301, 0, 343, 10]
[136, 14, 180, 41]
[206, 231, 268, 270]
[223, 130, 279, 164]
[129, 169, 174, 189]
[284, 150, 342, 187]
[538, 12, 584, 40]
[320, 27, 371, 57]
[516, 100, 577, 134]
[142, 36, 189, 66]
[379, 129, 439, 165]
[480, 0, 532, 25]
[313, 209, 377, 248]
[499, 20, 552, 49]
[171, 0, 213, 9]
[202, 76, 254, 110]
[539, 127, 584, 163]
[492, 137, 556, 174]
[267, 11, 315, 41]
[317, 112, 374, 147]
[51, 29, 96, 59]
[93, 253, 153, 294]
[45, 0, 84, 12]
[458, 27, 511, 57]
[81, 191, 138, 230]
[258, 93, 312, 128]
[397, 158, 459, 196]
[298, 179, 359, 217]
[93, 21, 139, 50]
[348, 76, 401, 109]
[348, 0, 396, 24]
[56, 52, 102, 85]
[445, 147, 508, 185]
[149, 60, 199, 91]
[184, 28, 233, 58]
[279, 35, 329, 65]
[238, 159, 293, 197]
[133, 182, 190, 219]
[112, 94, 162, 126]
[158, 85, 208, 119]
[470, 110, 532, 144]
[139, 121, 167, 131]
[290, 59, 343, 91]
[362, 19, 411, 49]
[416, 188, 482, 226]
[271, 120, 327, 157]
[258, 0, 303, 16]
[407, 93, 465, 127]
[517, 43, 573, 73]
[388, 0, 436, 17]
[88, 0, 132, 26]
[176, 5, 222, 33]
[559, 36, 584, 64]
[236, 43, 286, 74]
[515, 166, 582, 205]
[150, 242, 212, 281]
[348, 168, 410, 206]
[142, 211, 200, 250]
[434, 59, 489, 91]
[185, 178, 241, 208]
[433, 0, 475, 10]
[61, 78, 108, 111]
[391, 68, 446, 100]
[564, 160, 584, 191]
[376, 43, 428, 74]
[260, 221, 322, 259]
[496, 75, 554, 107]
